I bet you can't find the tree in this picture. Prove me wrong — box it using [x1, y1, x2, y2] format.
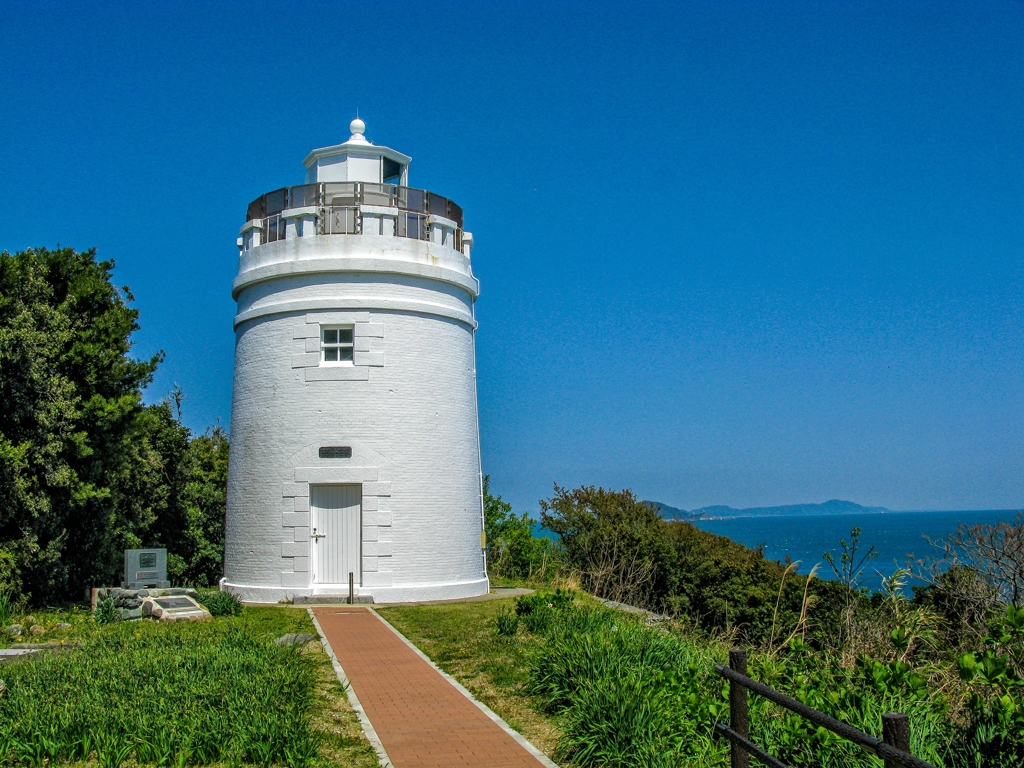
[484, 476, 553, 581]
[173, 425, 230, 586]
[540, 483, 811, 643]
[942, 514, 1024, 608]
[0, 247, 229, 603]
[540, 484, 664, 605]
[0, 247, 161, 601]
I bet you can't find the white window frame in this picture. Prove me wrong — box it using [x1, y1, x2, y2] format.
[320, 325, 354, 365]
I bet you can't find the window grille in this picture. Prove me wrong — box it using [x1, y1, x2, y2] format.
[321, 327, 354, 363]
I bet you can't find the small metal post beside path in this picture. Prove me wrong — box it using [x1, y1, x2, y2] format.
[348, 572, 354, 605]
[715, 648, 934, 768]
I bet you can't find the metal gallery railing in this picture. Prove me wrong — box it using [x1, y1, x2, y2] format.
[246, 182, 463, 228]
[716, 648, 936, 768]
[247, 183, 464, 250]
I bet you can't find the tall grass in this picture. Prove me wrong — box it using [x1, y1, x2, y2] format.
[0, 619, 320, 766]
[520, 596, 954, 768]
[0, 592, 12, 626]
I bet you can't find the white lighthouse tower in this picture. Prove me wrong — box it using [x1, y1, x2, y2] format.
[223, 119, 488, 603]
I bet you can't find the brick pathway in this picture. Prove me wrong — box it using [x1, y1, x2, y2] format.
[313, 607, 551, 768]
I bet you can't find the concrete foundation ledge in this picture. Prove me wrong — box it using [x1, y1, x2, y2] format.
[294, 595, 374, 605]
[368, 577, 489, 604]
[222, 576, 490, 605]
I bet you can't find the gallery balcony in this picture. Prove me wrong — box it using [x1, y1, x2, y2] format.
[238, 183, 468, 256]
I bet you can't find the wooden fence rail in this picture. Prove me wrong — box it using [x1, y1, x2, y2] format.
[715, 648, 936, 768]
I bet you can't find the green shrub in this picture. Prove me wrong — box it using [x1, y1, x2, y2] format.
[493, 606, 520, 637]
[93, 598, 120, 625]
[197, 589, 243, 617]
[556, 670, 693, 768]
[515, 590, 575, 635]
[514, 589, 574, 616]
[953, 605, 1024, 764]
[484, 476, 558, 581]
[524, 601, 954, 768]
[521, 607, 554, 634]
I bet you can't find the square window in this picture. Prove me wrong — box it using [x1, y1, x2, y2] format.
[321, 325, 354, 365]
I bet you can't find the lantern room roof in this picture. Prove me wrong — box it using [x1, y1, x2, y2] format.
[302, 118, 412, 171]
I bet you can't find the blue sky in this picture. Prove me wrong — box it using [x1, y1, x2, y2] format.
[1, 1, 1021, 513]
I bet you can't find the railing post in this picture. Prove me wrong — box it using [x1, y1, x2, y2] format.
[882, 713, 910, 768]
[348, 572, 354, 605]
[729, 648, 749, 768]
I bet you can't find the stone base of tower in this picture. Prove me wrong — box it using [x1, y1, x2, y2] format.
[221, 576, 490, 605]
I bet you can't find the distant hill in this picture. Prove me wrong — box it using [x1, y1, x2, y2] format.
[643, 501, 704, 520]
[646, 499, 891, 521]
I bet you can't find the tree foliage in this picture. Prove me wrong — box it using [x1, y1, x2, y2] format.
[539, 484, 817, 644]
[0, 247, 227, 603]
[484, 476, 554, 581]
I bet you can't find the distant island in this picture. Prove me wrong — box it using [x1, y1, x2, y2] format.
[644, 499, 892, 521]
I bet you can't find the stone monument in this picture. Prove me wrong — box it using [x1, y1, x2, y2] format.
[123, 548, 170, 589]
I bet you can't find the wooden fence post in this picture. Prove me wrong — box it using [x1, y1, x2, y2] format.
[882, 712, 910, 768]
[729, 648, 750, 768]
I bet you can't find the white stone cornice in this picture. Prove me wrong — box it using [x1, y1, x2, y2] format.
[232, 296, 477, 330]
[302, 143, 411, 170]
[232, 256, 479, 300]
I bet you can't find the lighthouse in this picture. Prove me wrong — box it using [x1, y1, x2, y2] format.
[223, 119, 488, 603]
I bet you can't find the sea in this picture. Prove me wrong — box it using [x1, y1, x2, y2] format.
[690, 510, 1018, 592]
[533, 509, 1020, 593]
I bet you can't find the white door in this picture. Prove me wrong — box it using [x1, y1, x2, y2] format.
[310, 484, 362, 586]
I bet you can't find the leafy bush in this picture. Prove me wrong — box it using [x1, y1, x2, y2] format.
[540, 484, 815, 644]
[483, 481, 1024, 763]
[197, 589, 243, 617]
[954, 604, 1024, 763]
[523, 601, 954, 768]
[0, 619, 320, 766]
[514, 589, 574, 616]
[522, 607, 555, 634]
[514, 590, 575, 634]
[493, 606, 520, 637]
[484, 476, 557, 582]
[93, 598, 120, 625]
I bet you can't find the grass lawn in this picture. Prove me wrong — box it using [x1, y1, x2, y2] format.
[378, 597, 564, 761]
[0, 605, 378, 767]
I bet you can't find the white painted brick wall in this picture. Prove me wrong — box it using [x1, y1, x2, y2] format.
[224, 233, 487, 603]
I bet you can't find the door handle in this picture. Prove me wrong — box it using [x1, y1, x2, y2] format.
[311, 527, 326, 541]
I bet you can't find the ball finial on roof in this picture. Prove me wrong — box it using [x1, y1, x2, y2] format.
[350, 117, 366, 137]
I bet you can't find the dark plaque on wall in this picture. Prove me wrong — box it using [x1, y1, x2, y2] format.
[319, 446, 352, 459]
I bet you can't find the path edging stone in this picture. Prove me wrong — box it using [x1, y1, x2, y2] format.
[368, 607, 560, 768]
[307, 608, 392, 767]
